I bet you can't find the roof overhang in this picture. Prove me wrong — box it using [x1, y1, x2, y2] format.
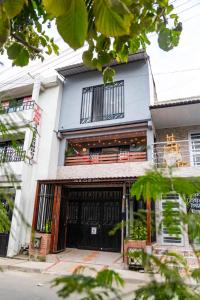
[0, 75, 61, 99]
[150, 100, 200, 129]
[59, 120, 150, 140]
[56, 51, 148, 78]
[37, 177, 136, 185]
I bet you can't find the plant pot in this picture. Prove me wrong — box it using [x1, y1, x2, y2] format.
[29, 232, 52, 260]
[124, 239, 146, 265]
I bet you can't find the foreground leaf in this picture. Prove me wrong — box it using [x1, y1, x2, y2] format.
[0, 5, 10, 47]
[56, 0, 88, 48]
[4, 0, 26, 18]
[94, 0, 132, 37]
[43, 0, 68, 17]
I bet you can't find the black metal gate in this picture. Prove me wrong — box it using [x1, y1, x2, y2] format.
[0, 233, 9, 257]
[64, 187, 122, 252]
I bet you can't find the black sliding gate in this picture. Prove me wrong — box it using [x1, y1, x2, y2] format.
[58, 187, 122, 252]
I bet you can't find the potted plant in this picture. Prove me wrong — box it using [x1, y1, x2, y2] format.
[124, 219, 147, 265]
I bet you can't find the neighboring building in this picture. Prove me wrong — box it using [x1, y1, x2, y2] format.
[0, 73, 63, 257]
[30, 51, 156, 257]
[150, 97, 200, 267]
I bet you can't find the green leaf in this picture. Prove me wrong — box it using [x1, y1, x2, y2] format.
[13, 48, 29, 66]
[94, 0, 132, 37]
[43, 0, 68, 17]
[108, 0, 131, 15]
[7, 43, 29, 66]
[56, 0, 88, 49]
[0, 5, 9, 47]
[7, 43, 23, 59]
[158, 28, 173, 51]
[103, 67, 116, 83]
[191, 269, 200, 283]
[4, 0, 26, 18]
[82, 50, 94, 68]
[98, 52, 112, 66]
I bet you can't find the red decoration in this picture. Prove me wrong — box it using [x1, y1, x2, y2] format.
[33, 103, 41, 125]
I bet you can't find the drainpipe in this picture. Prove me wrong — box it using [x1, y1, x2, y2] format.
[121, 183, 126, 256]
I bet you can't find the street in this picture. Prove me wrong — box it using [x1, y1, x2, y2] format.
[0, 270, 141, 300]
[0, 270, 60, 300]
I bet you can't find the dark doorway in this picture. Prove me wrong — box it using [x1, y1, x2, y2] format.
[0, 190, 14, 257]
[58, 187, 122, 252]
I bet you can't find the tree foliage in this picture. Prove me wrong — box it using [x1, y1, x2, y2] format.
[0, 0, 182, 80]
[53, 267, 124, 300]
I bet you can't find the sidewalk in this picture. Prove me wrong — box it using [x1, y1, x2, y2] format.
[0, 256, 151, 284]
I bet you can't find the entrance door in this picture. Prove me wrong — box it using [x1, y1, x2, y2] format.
[65, 188, 122, 252]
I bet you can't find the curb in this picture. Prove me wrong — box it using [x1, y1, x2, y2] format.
[0, 263, 151, 284]
[0, 264, 44, 274]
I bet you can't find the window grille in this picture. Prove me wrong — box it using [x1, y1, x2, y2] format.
[80, 80, 124, 124]
[0, 141, 25, 163]
[36, 184, 55, 233]
[190, 133, 200, 166]
[160, 193, 183, 245]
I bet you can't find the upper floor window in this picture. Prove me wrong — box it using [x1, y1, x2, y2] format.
[80, 80, 124, 124]
[0, 139, 25, 163]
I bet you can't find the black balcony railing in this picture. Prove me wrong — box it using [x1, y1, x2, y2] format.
[0, 100, 35, 115]
[80, 81, 124, 124]
[0, 145, 26, 163]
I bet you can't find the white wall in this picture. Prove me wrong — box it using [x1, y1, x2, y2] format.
[17, 83, 63, 249]
[4, 82, 63, 255]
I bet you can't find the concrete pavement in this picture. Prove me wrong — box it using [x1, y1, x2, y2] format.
[0, 270, 144, 300]
[0, 270, 62, 300]
[0, 248, 151, 284]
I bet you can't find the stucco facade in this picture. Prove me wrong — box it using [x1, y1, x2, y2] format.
[0, 77, 63, 257]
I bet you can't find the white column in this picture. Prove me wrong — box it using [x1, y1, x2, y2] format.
[147, 121, 154, 162]
[7, 188, 22, 257]
[32, 76, 41, 104]
[58, 139, 67, 166]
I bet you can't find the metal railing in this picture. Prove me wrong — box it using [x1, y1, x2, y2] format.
[65, 151, 147, 166]
[153, 139, 200, 167]
[0, 100, 35, 115]
[0, 146, 26, 163]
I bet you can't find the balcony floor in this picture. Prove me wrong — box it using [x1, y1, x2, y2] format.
[57, 161, 151, 180]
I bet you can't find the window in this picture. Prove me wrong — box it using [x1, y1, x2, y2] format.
[0, 140, 25, 162]
[80, 80, 124, 124]
[190, 133, 200, 166]
[36, 184, 55, 233]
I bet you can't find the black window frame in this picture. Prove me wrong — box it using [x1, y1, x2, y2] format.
[80, 80, 124, 124]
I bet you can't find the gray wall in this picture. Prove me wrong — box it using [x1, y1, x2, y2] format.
[59, 60, 151, 131]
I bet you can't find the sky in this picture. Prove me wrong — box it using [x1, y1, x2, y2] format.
[147, 0, 200, 101]
[0, 0, 200, 102]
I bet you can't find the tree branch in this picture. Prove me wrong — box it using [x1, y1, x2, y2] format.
[11, 33, 42, 53]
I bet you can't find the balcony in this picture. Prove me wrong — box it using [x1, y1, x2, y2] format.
[65, 136, 147, 166]
[153, 139, 200, 168]
[0, 100, 34, 115]
[65, 151, 146, 165]
[0, 145, 25, 163]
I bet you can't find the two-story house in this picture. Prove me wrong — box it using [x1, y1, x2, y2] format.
[0, 72, 62, 258]
[30, 51, 156, 258]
